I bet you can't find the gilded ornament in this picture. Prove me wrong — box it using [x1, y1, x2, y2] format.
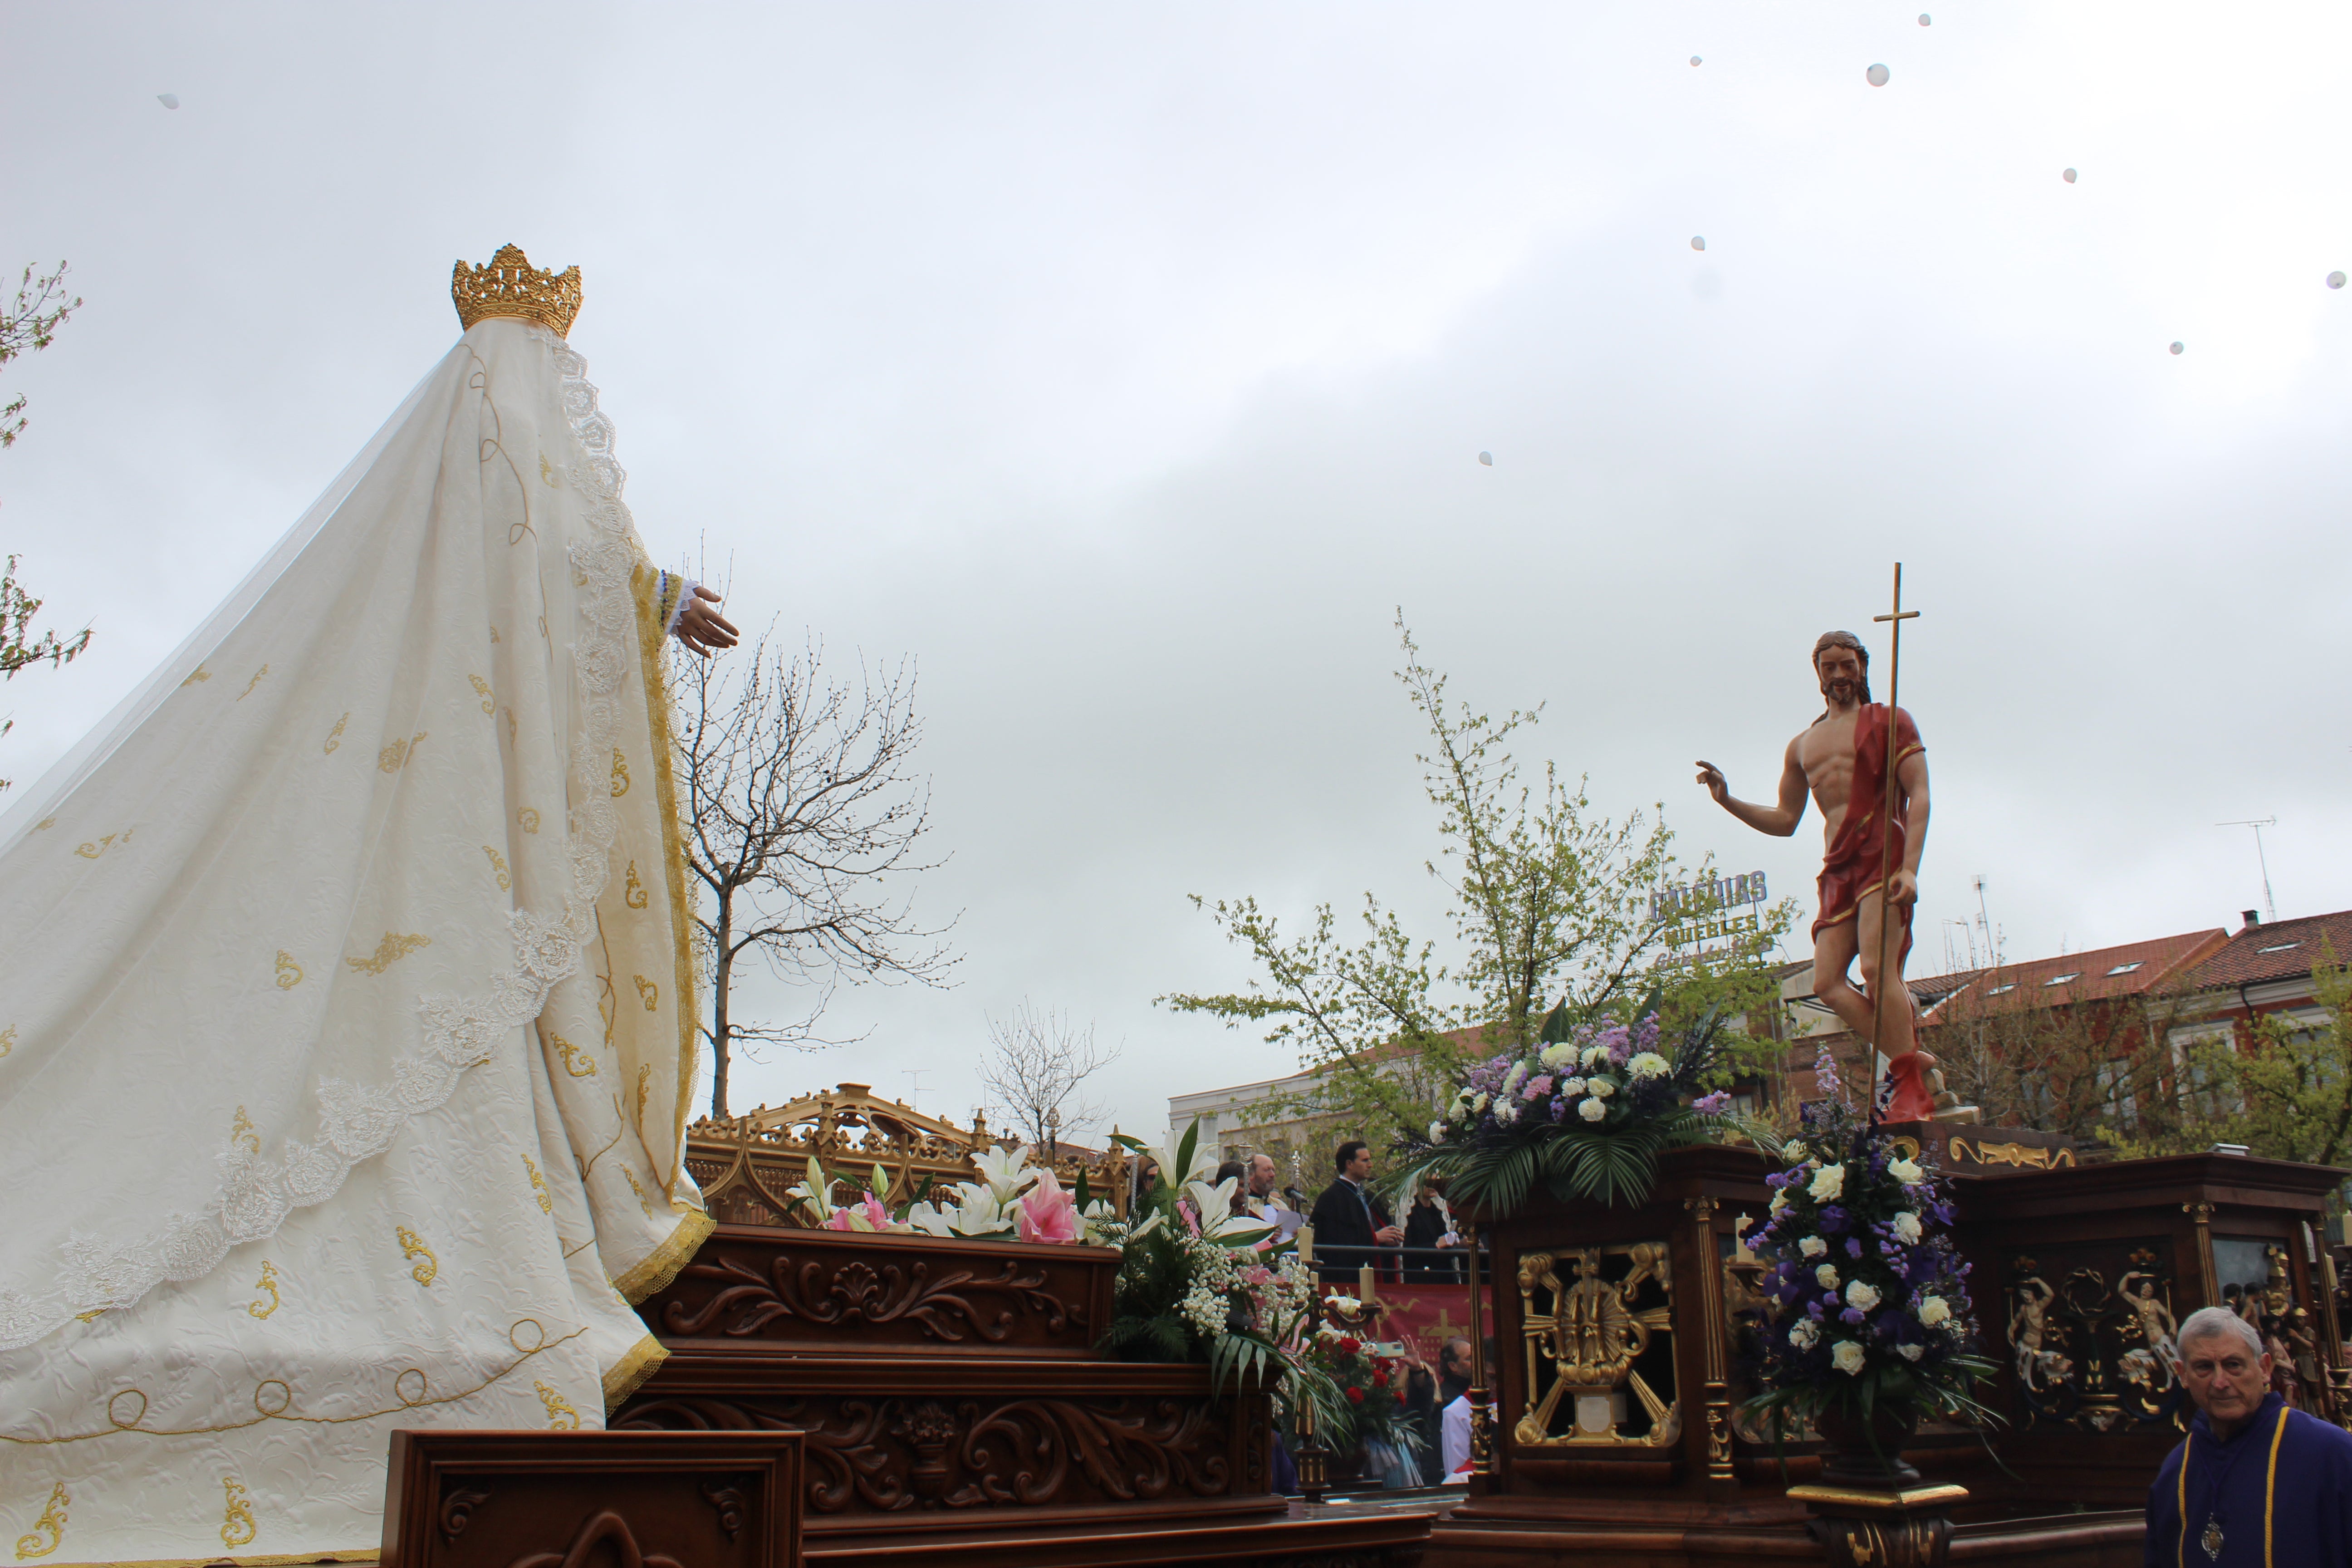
[33, 818, 53, 830]
[624, 1166, 653, 1218]
[378, 731, 428, 773]
[394, 1367, 430, 1406]
[219, 1476, 256, 1549]
[490, 624, 502, 643]
[252, 1380, 292, 1416]
[451, 245, 583, 337]
[274, 950, 304, 990]
[533, 1378, 583, 1430]
[505, 707, 517, 745]
[230, 1106, 261, 1155]
[181, 666, 211, 686]
[396, 1226, 438, 1286]
[634, 976, 659, 1012]
[237, 665, 269, 701]
[0, 1024, 15, 1060]
[635, 1064, 653, 1126]
[518, 806, 540, 834]
[105, 1390, 147, 1429]
[539, 453, 557, 486]
[624, 859, 649, 910]
[323, 711, 348, 754]
[610, 748, 631, 797]
[347, 932, 431, 975]
[524, 1154, 553, 1213]
[483, 845, 511, 892]
[469, 673, 494, 715]
[247, 1261, 281, 1320]
[549, 1032, 598, 1078]
[74, 830, 129, 861]
[14, 1481, 68, 1560]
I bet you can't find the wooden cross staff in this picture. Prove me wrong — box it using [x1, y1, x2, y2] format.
[1870, 563, 1918, 1120]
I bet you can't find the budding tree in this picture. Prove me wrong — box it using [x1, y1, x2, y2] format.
[673, 620, 958, 1118]
[2, 262, 89, 789]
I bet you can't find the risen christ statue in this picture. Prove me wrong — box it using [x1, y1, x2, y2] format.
[1695, 629, 1937, 1122]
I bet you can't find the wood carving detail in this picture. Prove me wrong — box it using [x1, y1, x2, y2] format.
[505, 1509, 682, 1568]
[617, 1393, 1238, 1513]
[662, 1251, 1084, 1343]
[438, 1485, 492, 1548]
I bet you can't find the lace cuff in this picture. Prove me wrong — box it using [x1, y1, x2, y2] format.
[656, 572, 698, 638]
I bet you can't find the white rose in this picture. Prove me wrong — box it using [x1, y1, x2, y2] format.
[1891, 1212, 1923, 1245]
[1627, 1051, 1670, 1080]
[1589, 1078, 1615, 1099]
[1562, 1077, 1587, 1097]
[1578, 1097, 1607, 1122]
[1495, 1099, 1519, 1125]
[1769, 1188, 1789, 1214]
[1788, 1318, 1819, 1349]
[1831, 1340, 1867, 1375]
[1784, 1140, 1809, 1162]
[1897, 1343, 1925, 1362]
[1504, 1062, 1528, 1094]
[1582, 1044, 1611, 1069]
[1915, 1295, 1950, 1328]
[1845, 1280, 1881, 1313]
[1807, 1163, 1846, 1203]
[1472, 1093, 1490, 1113]
[1815, 1263, 1841, 1290]
[1539, 1042, 1575, 1070]
[1798, 1236, 1826, 1259]
[1429, 1120, 1447, 1144]
[1887, 1156, 1926, 1186]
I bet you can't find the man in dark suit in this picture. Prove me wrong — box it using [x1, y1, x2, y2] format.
[1307, 1140, 1402, 1283]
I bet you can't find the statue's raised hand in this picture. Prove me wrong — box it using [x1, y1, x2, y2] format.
[1695, 760, 1730, 806]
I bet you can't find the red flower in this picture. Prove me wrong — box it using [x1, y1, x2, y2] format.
[1338, 1336, 1361, 1356]
[1372, 1369, 1389, 1388]
[1346, 1386, 1365, 1404]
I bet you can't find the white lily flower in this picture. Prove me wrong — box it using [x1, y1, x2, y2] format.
[969, 1141, 1044, 1206]
[1182, 1177, 1278, 1245]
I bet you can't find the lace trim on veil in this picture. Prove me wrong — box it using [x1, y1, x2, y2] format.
[0, 331, 639, 1352]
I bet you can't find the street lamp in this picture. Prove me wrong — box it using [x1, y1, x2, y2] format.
[1045, 1105, 1060, 1164]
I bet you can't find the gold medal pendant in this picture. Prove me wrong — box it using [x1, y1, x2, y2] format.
[2200, 1518, 2224, 1559]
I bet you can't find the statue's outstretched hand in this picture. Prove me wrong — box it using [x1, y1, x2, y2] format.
[1694, 760, 1730, 806]
[675, 585, 740, 657]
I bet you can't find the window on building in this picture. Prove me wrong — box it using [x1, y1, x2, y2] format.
[1989, 983, 2016, 995]
[2096, 1060, 2137, 1127]
[2106, 961, 2143, 976]
[2257, 941, 2303, 955]
[2045, 972, 2081, 987]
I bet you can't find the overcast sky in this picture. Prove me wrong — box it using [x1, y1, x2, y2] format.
[5, 4, 2347, 1141]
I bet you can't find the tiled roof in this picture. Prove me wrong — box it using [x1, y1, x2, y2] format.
[1908, 929, 2230, 1019]
[2180, 909, 2352, 991]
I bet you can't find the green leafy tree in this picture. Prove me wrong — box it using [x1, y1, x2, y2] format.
[2, 262, 89, 790]
[1161, 616, 1795, 1160]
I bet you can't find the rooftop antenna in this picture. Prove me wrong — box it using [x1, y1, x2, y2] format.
[2217, 818, 2278, 923]
[901, 1068, 930, 1106]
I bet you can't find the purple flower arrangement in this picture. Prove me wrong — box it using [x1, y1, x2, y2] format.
[1406, 1004, 1740, 1213]
[1741, 1046, 1993, 1433]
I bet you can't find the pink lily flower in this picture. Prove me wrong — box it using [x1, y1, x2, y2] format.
[1017, 1169, 1083, 1245]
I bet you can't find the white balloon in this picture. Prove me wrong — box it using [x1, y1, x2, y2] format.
[157, 93, 180, 109]
[1478, 451, 1494, 467]
[2063, 168, 2078, 183]
[1690, 236, 1706, 252]
[2329, 272, 2347, 290]
[2169, 342, 2185, 355]
[1866, 63, 1891, 87]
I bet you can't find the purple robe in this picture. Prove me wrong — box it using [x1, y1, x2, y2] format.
[2146, 1393, 2352, 1566]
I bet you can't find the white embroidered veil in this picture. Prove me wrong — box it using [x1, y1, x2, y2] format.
[0, 248, 710, 1566]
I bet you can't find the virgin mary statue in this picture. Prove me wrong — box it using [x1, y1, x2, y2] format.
[0, 248, 728, 1566]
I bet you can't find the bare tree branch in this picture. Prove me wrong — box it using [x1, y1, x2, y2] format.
[976, 1000, 1121, 1148]
[674, 604, 959, 1118]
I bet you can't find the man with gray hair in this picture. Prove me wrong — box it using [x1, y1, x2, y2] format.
[2145, 1304, 2352, 1563]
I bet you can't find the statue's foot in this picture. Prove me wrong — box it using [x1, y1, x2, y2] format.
[1881, 1051, 1940, 1123]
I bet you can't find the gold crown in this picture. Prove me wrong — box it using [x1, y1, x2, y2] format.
[451, 244, 583, 336]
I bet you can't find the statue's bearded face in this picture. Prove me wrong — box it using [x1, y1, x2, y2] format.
[1815, 646, 1865, 705]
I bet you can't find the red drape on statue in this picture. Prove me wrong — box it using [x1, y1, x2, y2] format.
[1810, 702, 1924, 957]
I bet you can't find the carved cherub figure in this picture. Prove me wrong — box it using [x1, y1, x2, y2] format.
[2117, 1270, 2179, 1383]
[2011, 1275, 2060, 1390]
